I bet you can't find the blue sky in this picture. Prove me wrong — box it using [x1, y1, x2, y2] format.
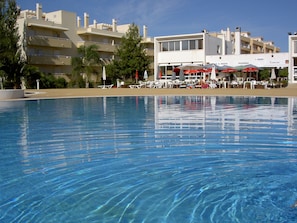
[17, 0, 296, 52]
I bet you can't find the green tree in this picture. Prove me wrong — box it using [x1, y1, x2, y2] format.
[22, 65, 41, 89]
[71, 44, 100, 88]
[112, 23, 150, 82]
[0, 0, 24, 89]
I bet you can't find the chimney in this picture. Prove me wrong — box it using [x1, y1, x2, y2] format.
[143, 25, 147, 38]
[77, 16, 81, 28]
[84, 13, 89, 28]
[93, 19, 97, 28]
[226, 27, 231, 41]
[234, 27, 241, 55]
[112, 19, 117, 32]
[36, 3, 42, 20]
[221, 34, 225, 55]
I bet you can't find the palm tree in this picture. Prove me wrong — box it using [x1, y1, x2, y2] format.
[71, 44, 100, 88]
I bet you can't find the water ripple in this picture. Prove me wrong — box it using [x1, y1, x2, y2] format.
[1, 96, 297, 222]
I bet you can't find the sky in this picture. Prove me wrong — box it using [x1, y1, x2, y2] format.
[16, 0, 297, 52]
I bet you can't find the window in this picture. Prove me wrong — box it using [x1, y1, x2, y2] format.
[174, 41, 180, 51]
[217, 45, 221, 54]
[182, 40, 188, 50]
[169, 41, 174, 51]
[189, 40, 196, 49]
[294, 41, 297, 54]
[198, 39, 203, 49]
[294, 57, 297, 66]
[161, 42, 168, 51]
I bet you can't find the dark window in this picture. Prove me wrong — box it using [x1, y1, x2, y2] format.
[294, 41, 297, 54]
[198, 39, 203, 49]
[162, 42, 168, 51]
[293, 57, 297, 66]
[189, 40, 196, 49]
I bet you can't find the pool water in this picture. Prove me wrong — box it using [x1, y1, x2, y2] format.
[1, 96, 297, 223]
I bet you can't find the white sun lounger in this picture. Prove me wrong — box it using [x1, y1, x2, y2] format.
[98, 84, 113, 89]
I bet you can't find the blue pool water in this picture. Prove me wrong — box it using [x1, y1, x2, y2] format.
[1, 96, 297, 223]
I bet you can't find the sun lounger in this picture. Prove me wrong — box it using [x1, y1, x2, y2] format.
[129, 82, 146, 89]
[98, 84, 113, 89]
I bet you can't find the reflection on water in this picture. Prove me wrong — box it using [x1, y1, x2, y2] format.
[1, 96, 297, 174]
[1, 96, 297, 223]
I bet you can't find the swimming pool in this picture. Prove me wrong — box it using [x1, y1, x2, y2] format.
[1, 96, 297, 222]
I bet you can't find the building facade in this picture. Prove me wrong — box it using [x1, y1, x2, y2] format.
[17, 3, 154, 81]
[288, 33, 297, 83]
[154, 28, 290, 82]
[18, 4, 296, 85]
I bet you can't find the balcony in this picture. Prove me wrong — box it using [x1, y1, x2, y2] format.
[28, 54, 71, 65]
[77, 27, 123, 38]
[144, 48, 154, 57]
[77, 41, 116, 52]
[241, 45, 251, 53]
[28, 35, 72, 48]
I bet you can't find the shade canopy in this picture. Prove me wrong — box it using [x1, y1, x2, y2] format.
[178, 65, 204, 70]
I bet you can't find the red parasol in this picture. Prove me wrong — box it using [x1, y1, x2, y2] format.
[242, 67, 258, 72]
[221, 67, 238, 73]
[159, 70, 162, 79]
[135, 70, 139, 83]
[241, 64, 259, 72]
[184, 69, 202, 74]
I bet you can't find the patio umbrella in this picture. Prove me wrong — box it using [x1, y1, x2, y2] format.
[241, 64, 259, 72]
[240, 64, 260, 80]
[179, 69, 185, 81]
[270, 68, 276, 80]
[173, 67, 180, 73]
[171, 71, 176, 80]
[102, 66, 106, 87]
[144, 70, 148, 80]
[203, 64, 220, 73]
[158, 69, 162, 79]
[220, 65, 237, 73]
[210, 64, 217, 80]
[135, 70, 139, 83]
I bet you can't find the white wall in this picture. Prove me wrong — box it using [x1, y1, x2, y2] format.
[288, 34, 297, 83]
[157, 50, 205, 66]
[206, 53, 289, 68]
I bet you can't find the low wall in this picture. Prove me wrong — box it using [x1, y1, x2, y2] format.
[0, 89, 24, 99]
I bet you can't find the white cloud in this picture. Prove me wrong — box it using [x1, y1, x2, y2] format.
[108, 0, 181, 26]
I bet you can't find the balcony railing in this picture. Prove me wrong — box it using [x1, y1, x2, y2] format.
[28, 35, 72, 48]
[144, 48, 154, 57]
[76, 41, 117, 52]
[28, 54, 71, 65]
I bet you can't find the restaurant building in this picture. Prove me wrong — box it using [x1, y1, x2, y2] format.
[154, 27, 291, 82]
